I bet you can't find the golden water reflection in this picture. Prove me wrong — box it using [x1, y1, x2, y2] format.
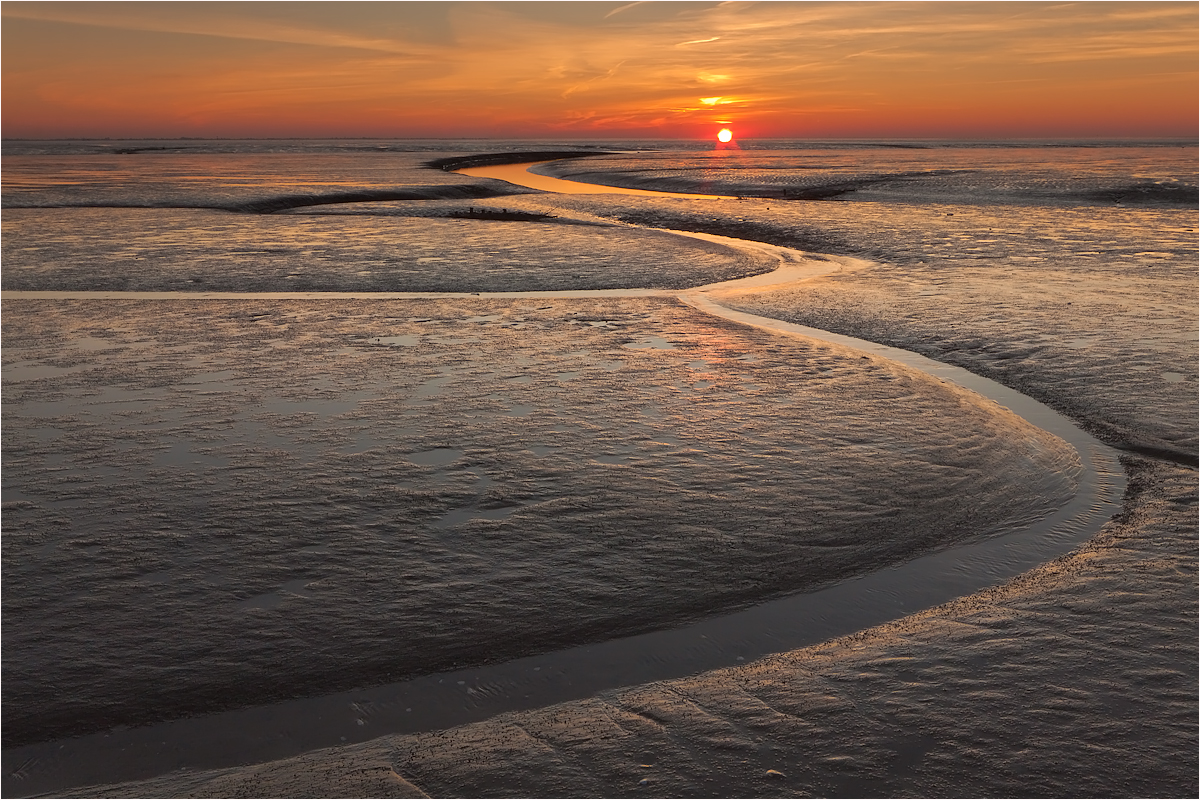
[457, 160, 734, 200]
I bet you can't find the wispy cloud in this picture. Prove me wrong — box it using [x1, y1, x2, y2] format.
[2, 3, 434, 55]
[562, 61, 627, 98]
[3, 0, 1195, 138]
[604, 3, 645, 20]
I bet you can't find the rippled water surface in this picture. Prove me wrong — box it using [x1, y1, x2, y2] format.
[2, 138, 1194, 762]
[1, 209, 768, 292]
[2, 296, 1079, 745]
[503, 147, 1198, 463]
[536, 143, 1197, 205]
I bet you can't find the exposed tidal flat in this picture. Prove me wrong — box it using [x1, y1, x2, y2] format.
[1, 296, 1078, 745]
[0, 209, 772, 292]
[1, 139, 1196, 796]
[83, 457, 1191, 799]
[487, 150, 1200, 466]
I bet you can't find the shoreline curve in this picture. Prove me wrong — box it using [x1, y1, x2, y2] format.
[0, 203, 1125, 795]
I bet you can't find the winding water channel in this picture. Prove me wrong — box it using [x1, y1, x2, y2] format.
[0, 161, 1126, 796]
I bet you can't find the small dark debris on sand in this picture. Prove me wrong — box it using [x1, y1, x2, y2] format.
[449, 207, 556, 222]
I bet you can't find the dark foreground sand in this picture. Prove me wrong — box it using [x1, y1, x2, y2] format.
[78, 457, 1196, 798]
[17, 161, 1197, 797]
[3, 296, 1079, 748]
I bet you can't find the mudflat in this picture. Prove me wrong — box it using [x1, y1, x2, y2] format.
[4, 142, 1195, 797]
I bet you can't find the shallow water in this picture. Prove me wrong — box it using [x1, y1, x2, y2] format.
[460, 160, 732, 199]
[489, 157, 1197, 463]
[1, 139, 1193, 790]
[536, 144, 1198, 205]
[0, 295, 1122, 795]
[1, 293, 1080, 748]
[1, 207, 769, 292]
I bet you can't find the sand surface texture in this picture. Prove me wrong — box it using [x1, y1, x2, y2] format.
[1, 209, 775, 293]
[78, 458, 1194, 799]
[3, 143, 1194, 797]
[2, 297, 1076, 747]
[520, 148, 1197, 465]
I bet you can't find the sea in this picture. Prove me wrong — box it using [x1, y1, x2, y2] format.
[1, 138, 1196, 789]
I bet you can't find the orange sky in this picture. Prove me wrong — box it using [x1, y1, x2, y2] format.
[3, 1, 1197, 139]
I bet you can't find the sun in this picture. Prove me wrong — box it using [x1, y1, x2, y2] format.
[717, 128, 733, 143]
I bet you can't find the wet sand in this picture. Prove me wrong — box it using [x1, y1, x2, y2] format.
[72, 457, 1196, 799]
[458, 161, 730, 200]
[492, 191, 1197, 466]
[1, 208, 773, 292]
[5, 153, 1195, 797]
[1, 293, 1079, 752]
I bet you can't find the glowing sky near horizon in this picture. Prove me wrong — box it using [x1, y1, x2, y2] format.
[3, 1, 1197, 139]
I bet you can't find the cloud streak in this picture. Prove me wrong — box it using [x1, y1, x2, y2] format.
[3, 1, 1195, 138]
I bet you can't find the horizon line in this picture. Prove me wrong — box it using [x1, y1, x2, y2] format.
[4, 135, 1197, 143]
